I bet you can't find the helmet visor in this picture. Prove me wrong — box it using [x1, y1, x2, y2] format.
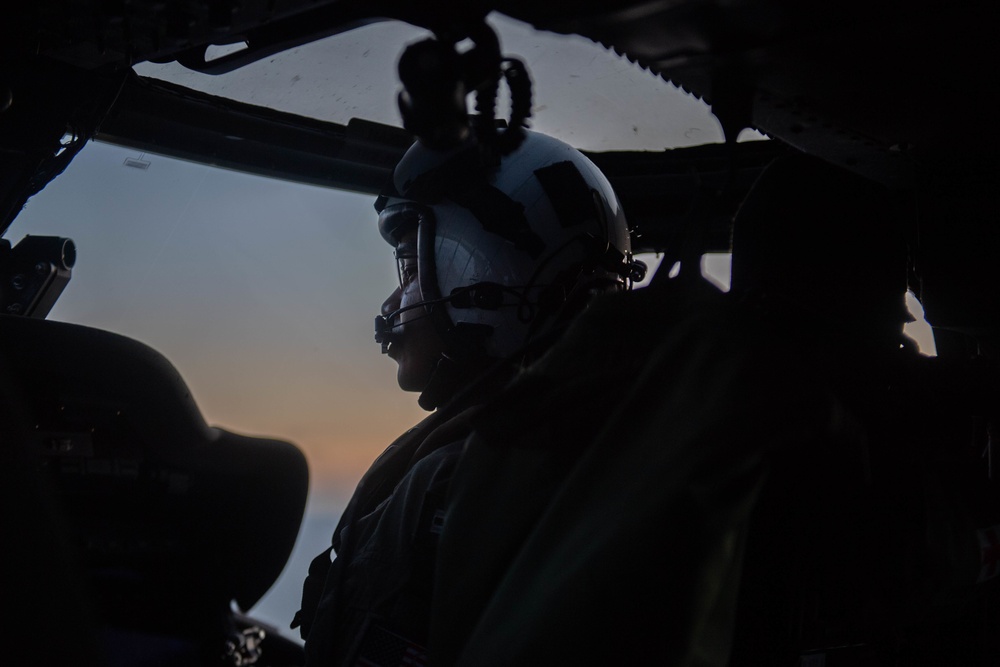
[377, 201, 425, 246]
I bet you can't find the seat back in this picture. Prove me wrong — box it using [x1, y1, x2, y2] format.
[727, 155, 1000, 664]
[0, 314, 308, 647]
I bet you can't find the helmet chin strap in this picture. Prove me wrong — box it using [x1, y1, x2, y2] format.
[373, 297, 494, 412]
[418, 352, 485, 411]
[417, 310, 496, 409]
[418, 342, 531, 414]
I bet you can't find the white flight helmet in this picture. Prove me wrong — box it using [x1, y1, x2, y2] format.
[375, 130, 638, 368]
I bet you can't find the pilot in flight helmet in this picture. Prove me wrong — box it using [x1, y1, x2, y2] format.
[374, 130, 642, 407]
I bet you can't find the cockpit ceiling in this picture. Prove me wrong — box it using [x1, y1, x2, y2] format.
[6, 0, 998, 178]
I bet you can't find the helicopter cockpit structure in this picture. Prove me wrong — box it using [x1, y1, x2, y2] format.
[1, 1, 997, 665]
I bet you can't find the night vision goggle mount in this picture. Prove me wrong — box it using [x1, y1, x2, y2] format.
[396, 19, 532, 163]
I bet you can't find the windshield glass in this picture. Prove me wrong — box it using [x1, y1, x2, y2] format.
[134, 13, 738, 151]
[5, 141, 428, 631]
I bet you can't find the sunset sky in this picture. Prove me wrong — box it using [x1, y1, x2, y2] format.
[10, 14, 732, 504]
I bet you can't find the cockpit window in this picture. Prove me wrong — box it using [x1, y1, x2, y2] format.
[8, 14, 776, 636]
[133, 14, 732, 152]
[5, 140, 428, 633]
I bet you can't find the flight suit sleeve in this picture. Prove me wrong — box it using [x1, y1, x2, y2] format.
[303, 439, 466, 667]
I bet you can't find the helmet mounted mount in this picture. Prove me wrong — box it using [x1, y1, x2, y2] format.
[381, 19, 639, 409]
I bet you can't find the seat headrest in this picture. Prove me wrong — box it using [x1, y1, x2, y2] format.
[0, 315, 308, 616]
[731, 155, 909, 350]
